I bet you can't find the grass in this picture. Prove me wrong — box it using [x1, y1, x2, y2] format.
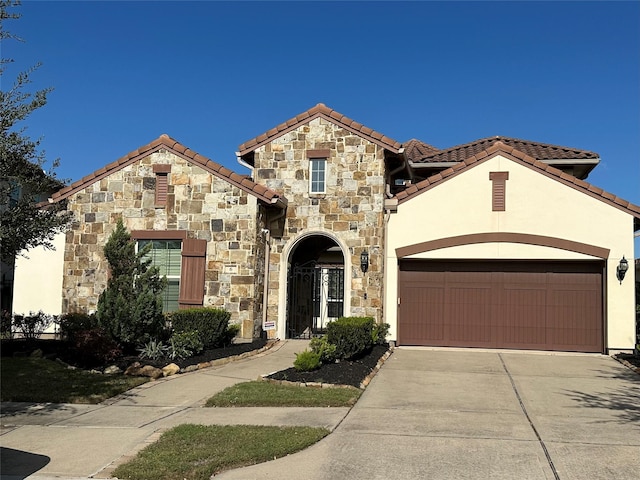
[205, 380, 362, 407]
[0, 357, 148, 403]
[112, 424, 329, 480]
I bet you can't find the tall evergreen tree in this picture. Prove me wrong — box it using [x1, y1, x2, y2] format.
[0, 0, 72, 265]
[96, 219, 166, 349]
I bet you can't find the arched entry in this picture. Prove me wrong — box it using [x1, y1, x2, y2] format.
[286, 234, 345, 338]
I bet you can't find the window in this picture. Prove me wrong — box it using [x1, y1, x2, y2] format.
[138, 239, 182, 312]
[309, 158, 326, 194]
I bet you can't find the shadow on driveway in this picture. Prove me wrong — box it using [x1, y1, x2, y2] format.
[0, 446, 50, 479]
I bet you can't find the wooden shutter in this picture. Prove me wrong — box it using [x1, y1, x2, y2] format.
[153, 164, 171, 206]
[178, 238, 207, 309]
[490, 172, 509, 211]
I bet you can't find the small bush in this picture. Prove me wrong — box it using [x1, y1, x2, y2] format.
[372, 322, 390, 345]
[220, 323, 241, 347]
[13, 311, 52, 339]
[58, 312, 99, 342]
[310, 336, 337, 364]
[168, 330, 204, 360]
[326, 316, 375, 360]
[139, 338, 168, 361]
[169, 308, 231, 349]
[293, 350, 321, 372]
[71, 328, 121, 368]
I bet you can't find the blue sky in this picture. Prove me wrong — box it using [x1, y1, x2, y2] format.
[5, 1, 639, 249]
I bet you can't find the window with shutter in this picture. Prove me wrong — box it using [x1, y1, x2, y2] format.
[138, 239, 182, 311]
[153, 164, 171, 206]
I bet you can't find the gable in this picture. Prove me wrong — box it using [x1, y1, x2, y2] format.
[393, 141, 640, 228]
[237, 103, 402, 160]
[49, 134, 286, 209]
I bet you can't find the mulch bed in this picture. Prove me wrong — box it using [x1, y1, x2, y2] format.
[266, 344, 390, 388]
[614, 352, 640, 374]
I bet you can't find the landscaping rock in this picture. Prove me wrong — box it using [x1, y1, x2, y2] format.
[103, 365, 122, 375]
[162, 363, 180, 377]
[30, 349, 44, 358]
[139, 365, 163, 380]
[124, 362, 142, 376]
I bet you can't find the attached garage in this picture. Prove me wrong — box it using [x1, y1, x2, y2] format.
[398, 260, 604, 352]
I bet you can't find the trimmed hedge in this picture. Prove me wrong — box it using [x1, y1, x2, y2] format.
[169, 308, 231, 349]
[326, 316, 375, 360]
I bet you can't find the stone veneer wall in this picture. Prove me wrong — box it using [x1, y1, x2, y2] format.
[62, 149, 262, 338]
[253, 117, 387, 327]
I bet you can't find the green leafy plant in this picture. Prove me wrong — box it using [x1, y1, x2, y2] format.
[310, 335, 337, 364]
[220, 323, 241, 346]
[167, 330, 203, 360]
[372, 322, 390, 345]
[326, 316, 375, 360]
[139, 338, 168, 361]
[168, 307, 231, 349]
[12, 310, 52, 339]
[293, 349, 321, 371]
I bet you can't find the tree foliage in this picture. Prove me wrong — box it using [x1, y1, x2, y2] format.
[0, 0, 71, 264]
[96, 219, 167, 349]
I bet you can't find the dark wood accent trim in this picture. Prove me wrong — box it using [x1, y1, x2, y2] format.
[306, 149, 331, 158]
[131, 230, 188, 240]
[490, 171, 509, 211]
[396, 232, 610, 259]
[155, 172, 168, 206]
[153, 164, 172, 173]
[179, 238, 207, 308]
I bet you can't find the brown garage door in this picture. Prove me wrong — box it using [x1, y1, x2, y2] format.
[398, 260, 603, 353]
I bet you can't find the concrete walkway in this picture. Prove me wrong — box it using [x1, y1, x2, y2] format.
[1, 340, 349, 480]
[2, 344, 639, 480]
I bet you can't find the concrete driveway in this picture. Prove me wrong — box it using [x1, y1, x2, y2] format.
[219, 348, 640, 480]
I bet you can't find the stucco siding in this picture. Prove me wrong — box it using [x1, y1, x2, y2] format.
[386, 154, 636, 350]
[13, 231, 66, 318]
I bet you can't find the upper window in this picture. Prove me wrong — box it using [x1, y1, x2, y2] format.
[309, 158, 326, 194]
[138, 239, 182, 312]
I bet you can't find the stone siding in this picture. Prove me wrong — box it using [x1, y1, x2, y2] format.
[62, 149, 261, 337]
[253, 117, 387, 326]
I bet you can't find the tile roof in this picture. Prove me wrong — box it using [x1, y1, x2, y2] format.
[403, 139, 440, 162]
[409, 136, 599, 164]
[395, 140, 640, 222]
[238, 103, 403, 156]
[49, 134, 287, 209]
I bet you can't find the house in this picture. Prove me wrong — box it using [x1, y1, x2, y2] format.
[13, 104, 640, 352]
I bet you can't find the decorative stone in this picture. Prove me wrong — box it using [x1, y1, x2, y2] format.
[124, 361, 142, 376]
[29, 349, 44, 358]
[162, 363, 180, 377]
[104, 365, 122, 375]
[139, 365, 164, 380]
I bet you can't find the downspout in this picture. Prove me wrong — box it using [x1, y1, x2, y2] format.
[261, 229, 270, 333]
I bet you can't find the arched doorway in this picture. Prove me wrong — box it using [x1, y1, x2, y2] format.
[286, 234, 345, 339]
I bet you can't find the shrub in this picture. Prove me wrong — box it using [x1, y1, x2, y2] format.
[71, 328, 121, 368]
[139, 338, 168, 361]
[326, 316, 375, 360]
[293, 350, 321, 371]
[169, 307, 231, 349]
[168, 330, 204, 360]
[372, 322, 390, 345]
[12, 311, 52, 339]
[96, 219, 166, 349]
[220, 323, 241, 347]
[310, 336, 337, 364]
[58, 312, 99, 342]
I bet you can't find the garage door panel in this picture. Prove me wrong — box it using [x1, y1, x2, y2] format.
[398, 261, 603, 353]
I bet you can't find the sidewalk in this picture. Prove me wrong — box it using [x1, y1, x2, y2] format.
[0, 340, 350, 480]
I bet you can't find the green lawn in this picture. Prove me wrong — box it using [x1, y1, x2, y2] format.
[0, 357, 148, 403]
[112, 424, 329, 480]
[205, 380, 361, 407]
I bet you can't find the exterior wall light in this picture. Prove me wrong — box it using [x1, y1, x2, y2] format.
[360, 251, 369, 274]
[616, 256, 629, 284]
